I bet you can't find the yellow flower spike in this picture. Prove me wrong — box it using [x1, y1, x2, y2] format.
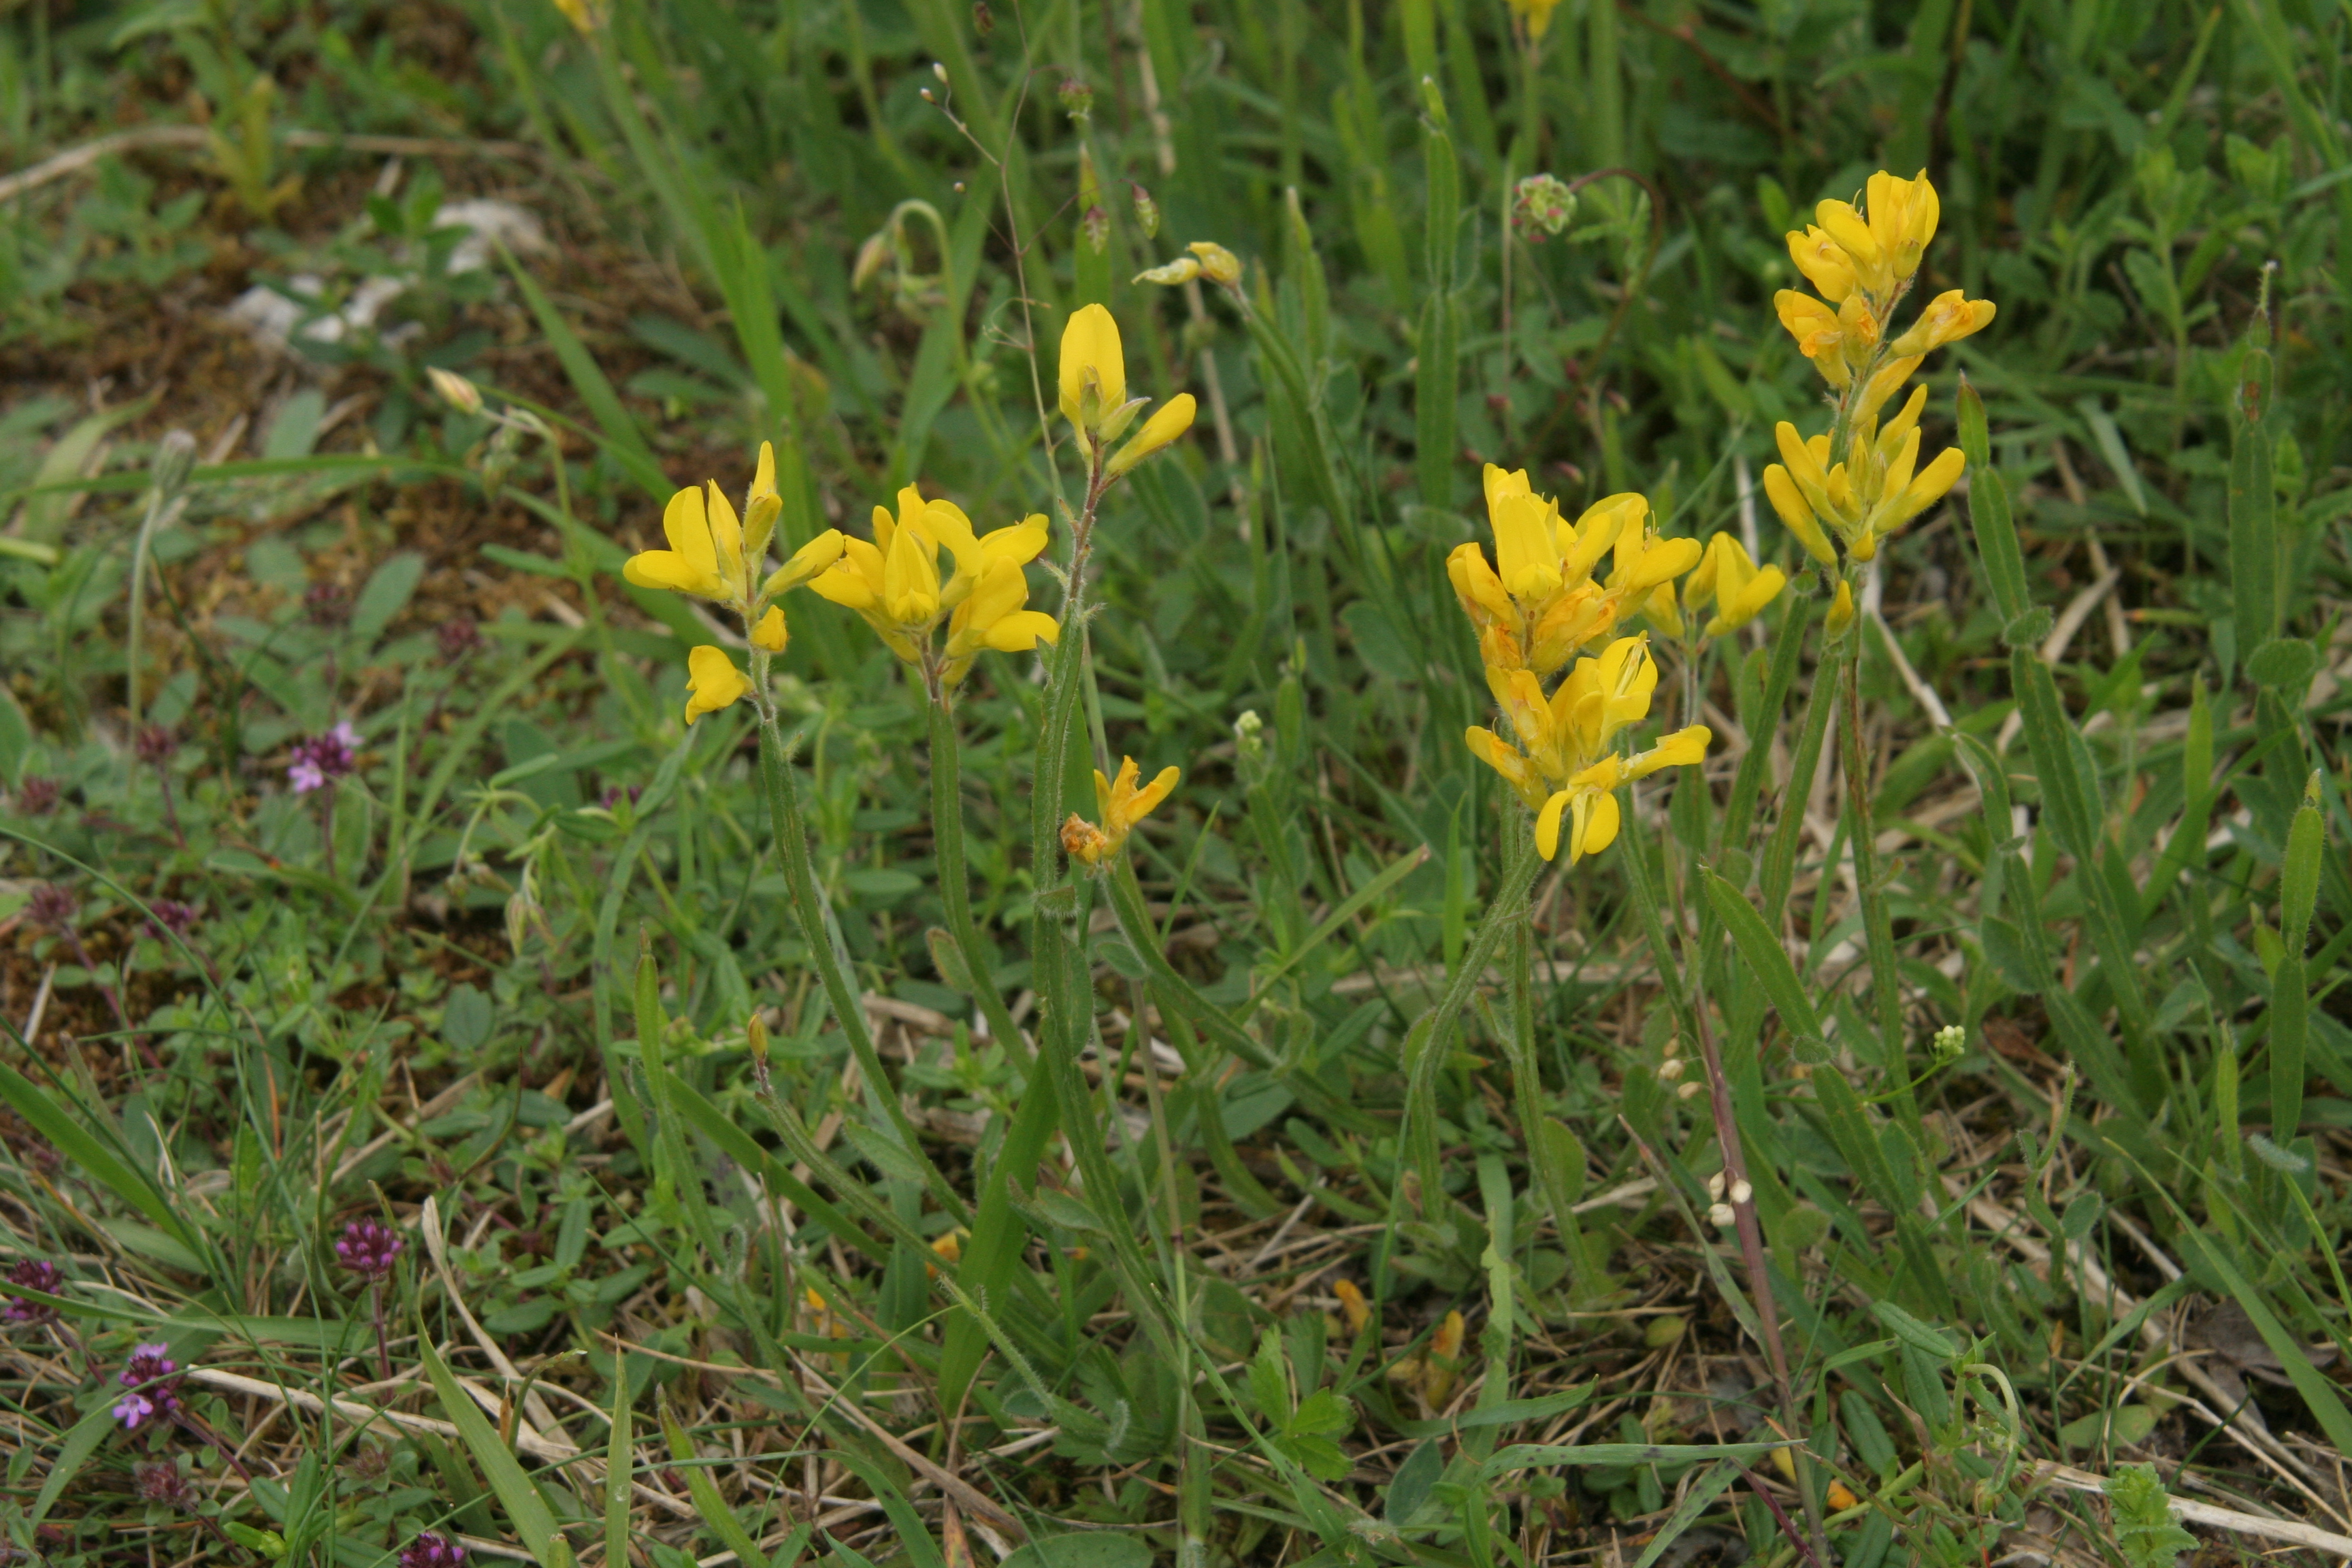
[625, 485, 734, 602]
[1464, 727, 1548, 809]
[1186, 241, 1243, 286]
[1825, 579, 1857, 636]
[750, 606, 788, 652]
[1058, 303, 1134, 439]
[1785, 225, 1857, 303]
[1889, 290, 1997, 357]
[1763, 465, 1839, 568]
[1106, 393, 1197, 478]
[683, 646, 751, 725]
[1865, 169, 1940, 281]
[1066, 757, 1181, 866]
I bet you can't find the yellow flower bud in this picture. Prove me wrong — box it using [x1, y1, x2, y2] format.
[1825, 580, 1856, 637]
[683, 646, 749, 725]
[1105, 393, 1198, 478]
[1058, 303, 1128, 436]
[1186, 241, 1242, 286]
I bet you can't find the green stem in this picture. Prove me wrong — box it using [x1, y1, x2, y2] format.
[756, 706, 970, 1226]
[1403, 819, 1542, 1216]
[1838, 633, 1918, 1134]
[927, 695, 1031, 1067]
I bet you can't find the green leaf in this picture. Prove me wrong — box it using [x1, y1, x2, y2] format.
[1386, 1438, 1443, 1526]
[1871, 1298, 1960, 1358]
[0, 1063, 205, 1257]
[1957, 377, 2030, 625]
[2245, 637, 2317, 690]
[662, 1406, 767, 1567]
[418, 1333, 574, 1567]
[1979, 915, 2045, 993]
[1288, 1388, 1354, 1439]
[1629, 1459, 1743, 1568]
[1702, 871, 1825, 1054]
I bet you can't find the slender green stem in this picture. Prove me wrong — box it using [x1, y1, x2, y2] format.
[1838, 633, 1919, 1134]
[756, 705, 970, 1226]
[1403, 820, 1542, 1216]
[1759, 651, 1841, 928]
[926, 695, 1031, 1067]
[1501, 898, 1560, 1237]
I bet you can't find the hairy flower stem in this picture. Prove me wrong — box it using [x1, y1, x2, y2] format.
[754, 698, 970, 1226]
[1403, 822, 1543, 1218]
[1837, 632, 1921, 1137]
[926, 693, 1030, 1066]
[370, 1279, 391, 1386]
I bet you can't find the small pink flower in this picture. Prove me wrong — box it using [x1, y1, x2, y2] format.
[288, 721, 362, 794]
[113, 1393, 155, 1429]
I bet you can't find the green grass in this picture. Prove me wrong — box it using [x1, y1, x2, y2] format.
[1, 1, 2350, 1566]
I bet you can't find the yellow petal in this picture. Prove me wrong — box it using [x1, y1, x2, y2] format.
[764, 528, 848, 599]
[1825, 579, 1857, 636]
[1761, 466, 1838, 568]
[662, 486, 718, 576]
[1578, 791, 1622, 860]
[751, 605, 788, 652]
[745, 442, 781, 558]
[882, 519, 942, 624]
[1186, 241, 1242, 285]
[982, 610, 1060, 652]
[1630, 725, 1711, 778]
[1785, 225, 1856, 303]
[704, 482, 747, 600]
[1534, 791, 1570, 861]
[1129, 766, 1179, 823]
[1492, 491, 1563, 600]
[683, 646, 750, 725]
[623, 550, 724, 598]
[982, 514, 1051, 565]
[1106, 393, 1198, 478]
[1058, 303, 1128, 431]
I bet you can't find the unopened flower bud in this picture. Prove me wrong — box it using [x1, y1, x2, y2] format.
[1730, 1180, 1752, 1207]
[1187, 240, 1242, 286]
[1081, 205, 1109, 255]
[1130, 182, 1160, 238]
[150, 429, 198, 503]
[747, 1013, 770, 1064]
[1931, 1024, 1965, 1062]
[1707, 1173, 1726, 1199]
[1656, 1058, 1685, 1081]
[427, 367, 484, 416]
[1513, 174, 1578, 240]
[932, 61, 949, 82]
[972, 1, 994, 35]
[1708, 1203, 1737, 1228]
[1058, 76, 1094, 120]
[1677, 1081, 1705, 1100]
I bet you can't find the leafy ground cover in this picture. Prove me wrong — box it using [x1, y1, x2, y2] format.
[1, 1, 2349, 1565]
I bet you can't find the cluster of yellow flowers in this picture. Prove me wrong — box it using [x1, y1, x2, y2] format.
[1765, 171, 1993, 621]
[1448, 466, 1722, 864]
[623, 299, 1198, 865]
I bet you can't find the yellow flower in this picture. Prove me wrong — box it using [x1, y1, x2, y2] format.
[1507, 0, 1564, 38]
[1889, 290, 1997, 357]
[1825, 579, 1856, 637]
[1774, 291, 1850, 387]
[624, 444, 845, 648]
[1462, 633, 1712, 864]
[1764, 406, 1964, 565]
[1785, 226, 1857, 303]
[1863, 169, 1940, 282]
[1447, 466, 1670, 676]
[1059, 304, 1138, 439]
[1762, 466, 1838, 568]
[1106, 393, 1197, 478]
[811, 486, 1053, 666]
[1684, 534, 1788, 638]
[941, 556, 1061, 687]
[1188, 241, 1241, 285]
[683, 646, 749, 725]
[1064, 757, 1179, 866]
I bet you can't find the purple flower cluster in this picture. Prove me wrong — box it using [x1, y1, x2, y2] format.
[398, 1531, 468, 1568]
[133, 725, 178, 767]
[113, 1341, 182, 1430]
[147, 900, 202, 940]
[288, 721, 360, 794]
[134, 1459, 197, 1509]
[3, 1259, 60, 1323]
[437, 619, 481, 660]
[12, 776, 60, 815]
[25, 883, 75, 931]
[335, 1219, 404, 1283]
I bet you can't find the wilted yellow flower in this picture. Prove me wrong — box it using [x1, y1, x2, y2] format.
[683, 647, 750, 725]
[426, 366, 483, 415]
[1333, 1279, 1371, 1335]
[811, 484, 1054, 669]
[1064, 757, 1179, 866]
[1684, 534, 1787, 638]
[1187, 240, 1242, 286]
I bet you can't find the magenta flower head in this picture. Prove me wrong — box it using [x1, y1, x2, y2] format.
[398, 1531, 468, 1568]
[12, 776, 61, 815]
[114, 1341, 182, 1428]
[135, 1459, 197, 1509]
[335, 1219, 404, 1284]
[147, 900, 202, 941]
[25, 883, 75, 932]
[288, 722, 361, 794]
[4, 1259, 61, 1323]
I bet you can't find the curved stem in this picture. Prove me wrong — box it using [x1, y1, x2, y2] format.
[927, 694, 1031, 1066]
